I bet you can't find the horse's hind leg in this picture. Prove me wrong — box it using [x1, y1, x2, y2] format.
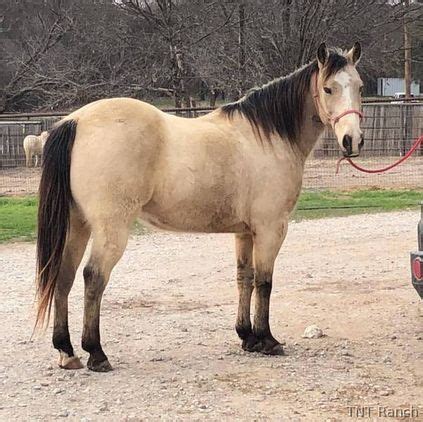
[25, 150, 32, 167]
[234, 233, 255, 349]
[81, 222, 129, 372]
[53, 210, 90, 369]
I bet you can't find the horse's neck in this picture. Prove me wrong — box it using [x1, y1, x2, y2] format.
[294, 93, 325, 160]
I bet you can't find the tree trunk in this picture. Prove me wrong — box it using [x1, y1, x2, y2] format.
[209, 88, 218, 107]
[238, 2, 246, 98]
[281, 0, 292, 40]
[170, 44, 186, 111]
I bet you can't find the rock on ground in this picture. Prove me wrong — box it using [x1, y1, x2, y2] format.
[302, 325, 324, 339]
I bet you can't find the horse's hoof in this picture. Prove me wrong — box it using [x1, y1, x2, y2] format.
[87, 357, 113, 372]
[58, 352, 84, 370]
[242, 334, 261, 352]
[242, 335, 285, 356]
[263, 343, 285, 356]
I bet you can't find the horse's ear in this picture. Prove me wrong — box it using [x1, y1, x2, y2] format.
[347, 41, 362, 65]
[317, 43, 328, 68]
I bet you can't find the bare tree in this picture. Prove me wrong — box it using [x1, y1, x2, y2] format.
[2, 1, 73, 111]
[119, 0, 193, 108]
[1, 0, 422, 112]
[2, 0, 160, 111]
[119, 0, 236, 108]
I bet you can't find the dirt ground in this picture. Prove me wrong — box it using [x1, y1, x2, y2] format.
[1, 157, 422, 195]
[0, 211, 422, 421]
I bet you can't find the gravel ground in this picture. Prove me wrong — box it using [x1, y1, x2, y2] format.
[0, 211, 422, 421]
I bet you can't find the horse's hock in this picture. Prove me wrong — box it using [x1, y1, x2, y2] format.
[0, 103, 422, 194]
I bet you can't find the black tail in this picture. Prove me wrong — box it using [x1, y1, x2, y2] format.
[35, 119, 77, 328]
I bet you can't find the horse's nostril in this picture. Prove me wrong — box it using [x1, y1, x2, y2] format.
[342, 135, 353, 155]
[358, 135, 364, 150]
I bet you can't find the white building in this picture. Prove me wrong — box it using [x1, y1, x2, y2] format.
[377, 78, 420, 96]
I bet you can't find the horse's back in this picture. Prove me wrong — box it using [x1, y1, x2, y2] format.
[67, 97, 160, 122]
[23, 135, 40, 148]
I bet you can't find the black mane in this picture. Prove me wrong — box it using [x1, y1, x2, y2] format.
[221, 50, 348, 143]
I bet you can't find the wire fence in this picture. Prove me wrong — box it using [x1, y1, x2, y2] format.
[0, 103, 422, 195]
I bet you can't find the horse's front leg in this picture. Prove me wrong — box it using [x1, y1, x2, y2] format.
[234, 233, 254, 349]
[244, 221, 288, 355]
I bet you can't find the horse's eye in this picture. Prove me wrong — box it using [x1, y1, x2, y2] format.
[323, 87, 332, 94]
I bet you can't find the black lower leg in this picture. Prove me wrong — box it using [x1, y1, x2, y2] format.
[81, 265, 111, 372]
[235, 234, 255, 348]
[244, 271, 283, 355]
[235, 260, 254, 342]
[53, 298, 74, 357]
[53, 327, 74, 357]
[253, 273, 272, 339]
[83, 340, 109, 371]
[52, 259, 76, 357]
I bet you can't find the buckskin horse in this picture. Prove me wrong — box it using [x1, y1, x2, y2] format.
[35, 43, 364, 371]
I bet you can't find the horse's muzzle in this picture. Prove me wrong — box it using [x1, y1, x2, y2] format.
[342, 134, 362, 158]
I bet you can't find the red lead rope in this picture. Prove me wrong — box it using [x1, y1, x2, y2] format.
[336, 135, 423, 174]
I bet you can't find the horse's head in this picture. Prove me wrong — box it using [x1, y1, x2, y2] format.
[314, 42, 364, 157]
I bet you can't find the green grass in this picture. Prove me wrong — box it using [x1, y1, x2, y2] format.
[0, 196, 38, 243]
[0, 189, 421, 243]
[294, 189, 423, 221]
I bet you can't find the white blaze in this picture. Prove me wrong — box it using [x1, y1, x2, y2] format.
[334, 71, 352, 108]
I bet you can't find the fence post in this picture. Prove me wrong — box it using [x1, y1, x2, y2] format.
[404, 104, 413, 155]
[6, 126, 10, 165]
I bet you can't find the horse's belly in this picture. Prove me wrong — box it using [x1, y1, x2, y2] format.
[140, 198, 248, 233]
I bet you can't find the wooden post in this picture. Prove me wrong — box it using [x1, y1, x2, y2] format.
[191, 98, 197, 117]
[404, 0, 411, 99]
[183, 96, 192, 118]
[209, 88, 217, 107]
